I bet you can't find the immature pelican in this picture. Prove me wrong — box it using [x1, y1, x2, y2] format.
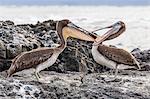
[7, 19, 95, 80]
[91, 21, 141, 76]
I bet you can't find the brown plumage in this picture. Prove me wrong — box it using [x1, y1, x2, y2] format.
[7, 19, 95, 79]
[94, 21, 126, 45]
[98, 45, 138, 66]
[91, 21, 140, 74]
[7, 48, 54, 77]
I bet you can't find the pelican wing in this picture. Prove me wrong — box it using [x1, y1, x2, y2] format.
[98, 45, 136, 65]
[7, 47, 54, 77]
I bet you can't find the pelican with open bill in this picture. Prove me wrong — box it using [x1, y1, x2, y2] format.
[70, 20, 127, 41]
[7, 19, 95, 80]
[91, 21, 141, 77]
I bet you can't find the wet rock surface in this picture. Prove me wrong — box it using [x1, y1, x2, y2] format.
[1, 70, 150, 99]
[0, 20, 150, 99]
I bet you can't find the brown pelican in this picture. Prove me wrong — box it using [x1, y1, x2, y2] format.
[7, 19, 95, 80]
[91, 21, 141, 76]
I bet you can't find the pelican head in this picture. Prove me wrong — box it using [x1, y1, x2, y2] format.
[56, 19, 71, 28]
[56, 19, 81, 30]
[93, 21, 126, 45]
[57, 19, 96, 43]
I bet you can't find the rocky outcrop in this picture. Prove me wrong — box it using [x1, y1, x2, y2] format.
[0, 70, 150, 99]
[0, 20, 59, 71]
[0, 20, 150, 99]
[0, 20, 102, 73]
[0, 20, 150, 72]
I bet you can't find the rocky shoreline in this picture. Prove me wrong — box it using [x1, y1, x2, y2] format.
[1, 70, 150, 99]
[0, 20, 150, 99]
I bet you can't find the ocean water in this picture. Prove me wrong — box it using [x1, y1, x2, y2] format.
[0, 6, 150, 51]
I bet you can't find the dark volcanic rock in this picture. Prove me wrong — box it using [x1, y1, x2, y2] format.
[132, 48, 150, 70]
[0, 20, 150, 99]
[0, 40, 6, 59]
[1, 71, 150, 99]
[0, 20, 150, 73]
[0, 20, 58, 71]
[0, 20, 103, 73]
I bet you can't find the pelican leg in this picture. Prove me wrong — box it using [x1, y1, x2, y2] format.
[35, 72, 39, 80]
[105, 64, 118, 82]
[37, 72, 41, 78]
[114, 65, 118, 78]
[34, 71, 41, 81]
[80, 74, 85, 84]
